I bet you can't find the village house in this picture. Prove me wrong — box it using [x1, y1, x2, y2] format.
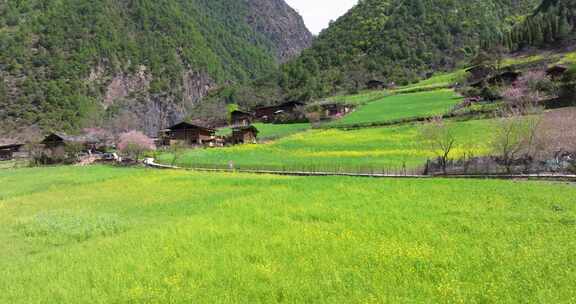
[254, 101, 304, 122]
[547, 65, 568, 80]
[470, 70, 521, 88]
[0, 141, 24, 161]
[320, 103, 353, 117]
[231, 126, 259, 144]
[41, 133, 100, 153]
[366, 80, 386, 90]
[230, 110, 253, 126]
[158, 122, 217, 147]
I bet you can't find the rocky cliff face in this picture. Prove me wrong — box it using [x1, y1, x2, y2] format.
[0, 0, 312, 135]
[245, 0, 313, 63]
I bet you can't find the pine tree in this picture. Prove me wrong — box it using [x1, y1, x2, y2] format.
[557, 14, 573, 39]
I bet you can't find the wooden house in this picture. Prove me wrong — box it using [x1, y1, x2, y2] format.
[320, 103, 353, 117]
[159, 122, 216, 146]
[466, 65, 493, 83]
[471, 71, 521, 88]
[230, 110, 253, 126]
[366, 80, 385, 90]
[547, 65, 568, 80]
[254, 101, 304, 122]
[0, 142, 24, 161]
[231, 126, 259, 144]
[41, 133, 99, 152]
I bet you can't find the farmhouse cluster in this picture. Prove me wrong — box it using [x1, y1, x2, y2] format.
[0, 100, 352, 163]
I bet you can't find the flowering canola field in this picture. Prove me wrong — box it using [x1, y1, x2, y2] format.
[1, 166, 575, 303]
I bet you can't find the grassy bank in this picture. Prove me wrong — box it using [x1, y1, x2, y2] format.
[160, 118, 496, 172]
[326, 89, 463, 127]
[1, 166, 575, 303]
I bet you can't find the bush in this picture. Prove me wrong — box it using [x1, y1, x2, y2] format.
[458, 86, 482, 98]
[480, 86, 500, 101]
[517, 71, 557, 96]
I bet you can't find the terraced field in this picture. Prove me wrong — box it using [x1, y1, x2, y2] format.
[1, 166, 575, 303]
[326, 89, 463, 127]
[160, 118, 496, 172]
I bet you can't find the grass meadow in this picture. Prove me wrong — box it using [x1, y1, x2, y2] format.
[1, 166, 575, 303]
[159, 118, 496, 172]
[327, 89, 463, 127]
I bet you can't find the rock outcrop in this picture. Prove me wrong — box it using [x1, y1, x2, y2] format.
[245, 0, 313, 63]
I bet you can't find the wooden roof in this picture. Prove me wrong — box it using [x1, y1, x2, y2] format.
[0, 143, 24, 150]
[254, 101, 304, 112]
[41, 132, 99, 144]
[231, 110, 252, 116]
[167, 122, 215, 132]
[232, 125, 259, 134]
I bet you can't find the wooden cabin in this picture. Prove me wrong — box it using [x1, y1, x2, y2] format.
[547, 65, 568, 80]
[230, 110, 253, 126]
[320, 103, 353, 117]
[231, 126, 259, 144]
[0, 142, 24, 161]
[471, 71, 521, 88]
[159, 122, 216, 146]
[366, 80, 385, 90]
[254, 101, 304, 122]
[41, 133, 99, 152]
[466, 65, 493, 83]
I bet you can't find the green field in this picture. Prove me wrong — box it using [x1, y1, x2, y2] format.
[1, 166, 575, 303]
[217, 122, 311, 140]
[394, 70, 466, 92]
[327, 89, 463, 127]
[160, 118, 496, 172]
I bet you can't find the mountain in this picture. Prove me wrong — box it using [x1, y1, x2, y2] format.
[274, 0, 540, 101]
[0, 0, 312, 134]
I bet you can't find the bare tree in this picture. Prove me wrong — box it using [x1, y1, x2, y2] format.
[419, 116, 457, 175]
[169, 141, 187, 167]
[491, 110, 542, 174]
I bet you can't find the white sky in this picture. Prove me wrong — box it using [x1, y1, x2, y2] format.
[285, 0, 359, 34]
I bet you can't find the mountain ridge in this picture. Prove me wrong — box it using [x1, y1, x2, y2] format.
[0, 0, 312, 134]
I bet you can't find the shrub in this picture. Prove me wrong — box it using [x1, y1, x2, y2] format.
[501, 86, 542, 112]
[458, 86, 482, 98]
[480, 86, 501, 101]
[517, 71, 557, 95]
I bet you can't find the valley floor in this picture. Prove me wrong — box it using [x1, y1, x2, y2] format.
[1, 166, 575, 303]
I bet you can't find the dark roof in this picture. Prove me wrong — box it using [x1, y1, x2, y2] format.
[232, 125, 259, 134]
[547, 65, 568, 74]
[281, 101, 304, 107]
[167, 122, 215, 132]
[231, 110, 252, 116]
[41, 132, 99, 144]
[0, 143, 24, 150]
[254, 101, 304, 112]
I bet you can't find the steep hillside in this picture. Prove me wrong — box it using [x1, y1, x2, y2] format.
[504, 0, 575, 49]
[0, 0, 312, 134]
[277, 0, 539, 101]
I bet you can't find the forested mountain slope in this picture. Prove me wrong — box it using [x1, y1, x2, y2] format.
[0, 0, 312, 134]
[504, 0, 576, 49]
[277, 0, 540, 101]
